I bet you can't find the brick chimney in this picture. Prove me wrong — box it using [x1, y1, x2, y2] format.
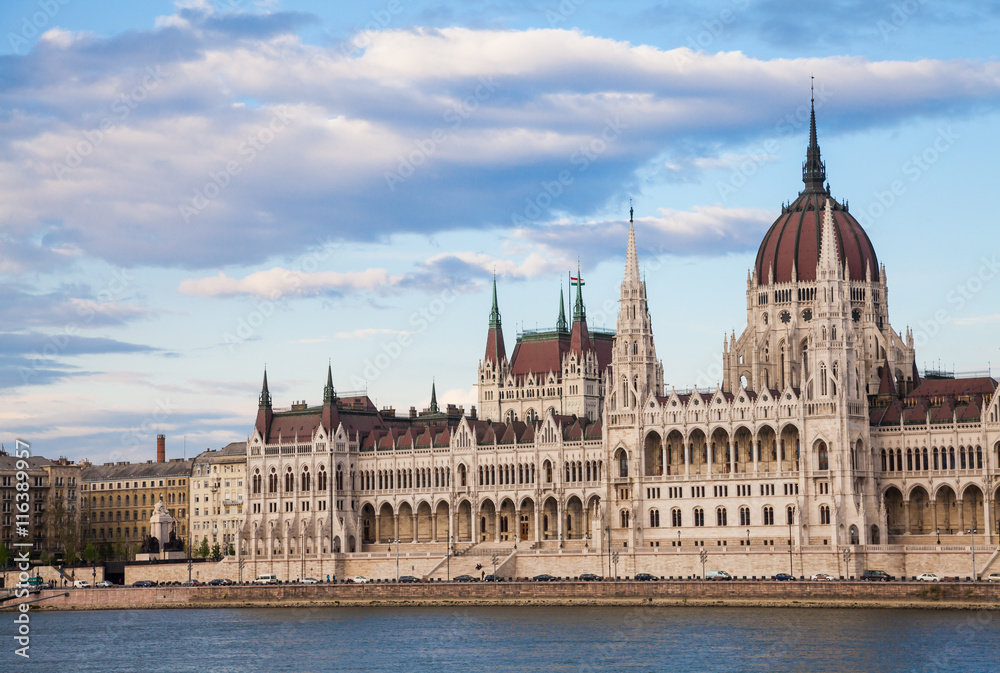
[156, 434, 166, 463]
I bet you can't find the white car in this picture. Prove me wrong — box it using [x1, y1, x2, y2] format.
[300, 577, 319, 584]
[810, 573, 835, 581]
[916, 573, 940, 582]
[351, 576, 370, 584]
[985, 573, 1000, 583]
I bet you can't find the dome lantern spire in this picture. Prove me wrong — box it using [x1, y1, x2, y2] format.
[802, 77, 827, 193]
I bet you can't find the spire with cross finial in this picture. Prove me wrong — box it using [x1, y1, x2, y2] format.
[429, 379, 439, 413]
[802, 77, 827, 193]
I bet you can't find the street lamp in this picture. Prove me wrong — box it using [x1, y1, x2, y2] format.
[447, 534, 453, 582]
[605, 526, 611, 578]
[936, 527, 941, 545]
[394, 538, 400, 581]
[746, 529, 750, 548]
[841, 547, 851, 579]
[967, 527, 977, 580]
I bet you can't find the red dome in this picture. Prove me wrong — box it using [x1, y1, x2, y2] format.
[754, 192, 879, 285]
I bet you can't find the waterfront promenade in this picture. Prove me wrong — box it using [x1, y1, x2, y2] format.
[8, 580, 999, 611]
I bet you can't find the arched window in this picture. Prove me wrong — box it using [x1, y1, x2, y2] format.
[649, 509, 660, 527]
[545, 460, 553, 483]
[459, 464, 467, 486]
[763, 506, 774, 525]
[671, 508, 682, 527]
[252, 469, 261, 494]
[268, 469, 278, 493]
[820, 505, 831, 525]
[818, 442, 829, 471]
[284, 468, 294, 492]
[618, 451, 629, 478]
[739, 506, 750, 526]
[620, 510, 630, 528]
[301, 467, 310, 492]
[319, 467, 328, 491]
[716, 507, 727, 526]
[786, 506, 795, 525]
[694, 507, 705, 527]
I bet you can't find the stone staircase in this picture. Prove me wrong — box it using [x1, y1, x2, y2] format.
[423, 543, 516, 580]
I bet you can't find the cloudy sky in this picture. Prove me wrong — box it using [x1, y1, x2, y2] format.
[2, 0, 999, 463]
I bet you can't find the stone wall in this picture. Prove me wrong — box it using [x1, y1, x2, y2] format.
[17, 579, 1000, 612]
[117, 545, 999, 585]
[1, 565, 104, 588]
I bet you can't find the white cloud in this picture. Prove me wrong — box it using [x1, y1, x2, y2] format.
[178, 267, 403, 298]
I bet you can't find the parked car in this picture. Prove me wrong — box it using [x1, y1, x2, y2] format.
[634, 573, 657, 581]
[208, 578, 234, 586]
[916, 573, 940, 582]
[578, 573, 602, 582]
[706, 570, 732, 581]
[861, 570, 892, 582]
[453, 574, 476, 582]
[809, 573, 835, 581]
[181, 579, 202, 586]
[987, 573, 1000, 583]
[131, 580, 155, 587]
[300, 577, 320, 584]
[482, 574, 504, 582]
[398, 575, 421, 583]
[773, 573, 795, 581]
[253, 574, 279, 585]
[73, 580, 92, 589]
[96, 580, 114, 588]
[532, 574, 557, 582]
[350, 576, 370, 584]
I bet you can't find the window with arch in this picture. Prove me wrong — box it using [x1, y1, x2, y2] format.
[268, 469, 278, 493]
[284, 468, 294, 492]
[649, 509, 660, 527]
[671, 508, 682, 527]
[618, 451, 629, 478]
[786, 506, 795, 525]
[301, 466, 310, 492]
[818, 442, 829, 471]
[252, 469, 261, 494]
[545, 460, 553, 483]
[319, 466, 328, 491]
[820, 505, 831, 525]
[459, 463, 467, 486]
[620, 510, 630, 528]
[716, 507, 727, 527]
[694, 507, 705, 527]
[762, 506, 774, 525]
[739, 506, 750, 526]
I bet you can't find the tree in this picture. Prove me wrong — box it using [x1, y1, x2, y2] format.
[82, 543, 99, 565]
[0, 543, 10, 569]
[211, 543, 222, 562]
[196, 539, 210, 559]
[45, 498, 81, 559]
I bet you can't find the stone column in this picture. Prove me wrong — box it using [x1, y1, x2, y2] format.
[494, 509, 501, 543]
[374, 511, 380, 544]
[557, 499, 564, 543]
[932, 500, 938, 538]
[729, 441, 735, 474]
[903, 501, 910, 535]
[707, 442, 713, 475]
[431, 509, 438, 542]
[753, 440, 759, 473]
[411, 513, 417, 542]
[684, 442, 691, 476]
[958, 499, 965, 532]
[394, 512, 399, 542]
[534, 506, 541, 543]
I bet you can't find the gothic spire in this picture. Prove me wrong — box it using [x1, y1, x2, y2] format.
[802, 78, 827, 193]
[556, 281, 568, 332]
[572, 263, 586, 322]
[624, 206, 640, 285]
[323, 361, 336, 404]
[429, 379, 439, 413]
[489, 273, 501, 329]
[259, 368, 271, 409]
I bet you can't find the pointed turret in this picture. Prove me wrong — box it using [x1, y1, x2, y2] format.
[255, 368, 273, 441]
[877, 359, 896, 397]
[430, 379, 439, 413]
[624, 212, 640, 286]
[484, 275, 506, 363]
[322, 362, 339, 432]
[556, 283, 568, 332]
[802, 80, 827, 193]
[570, 264, 591, 354]
[818, 198, 841, 278]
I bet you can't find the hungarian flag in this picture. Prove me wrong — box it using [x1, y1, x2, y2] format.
[570, 276, 584, 286]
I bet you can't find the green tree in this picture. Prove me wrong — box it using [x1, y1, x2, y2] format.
[82, 542, 99, 565]
[211, 543, 222, 562]
[196, 539, 210, 559]
[0, 542, 10, 569]
[226, 544, 235, 556]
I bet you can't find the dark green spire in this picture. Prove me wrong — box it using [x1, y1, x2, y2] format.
[323, 362, 335, 404]
[259, 368, 271, 409]
[573, 263, 585, 321]
[429, 379, 439, 413]
[489, 274, 501, 329]
[556, 282, 568, 332]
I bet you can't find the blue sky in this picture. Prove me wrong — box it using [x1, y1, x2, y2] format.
[1, 0, 999, 463]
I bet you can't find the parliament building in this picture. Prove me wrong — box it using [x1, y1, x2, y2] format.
[238, 99, 1000, 580]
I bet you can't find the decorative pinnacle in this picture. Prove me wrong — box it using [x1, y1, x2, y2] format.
[489, 274, 501, 329]
[429, 379, 439, 413]
[624, 206, 640, 284]
[323, 361, 335, 404]
[573, 263, 586, 321]
[556, 281, 568, 332]
[259, 368, 271, 408]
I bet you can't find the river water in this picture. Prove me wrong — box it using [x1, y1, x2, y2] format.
[7, 606, 998, 672]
